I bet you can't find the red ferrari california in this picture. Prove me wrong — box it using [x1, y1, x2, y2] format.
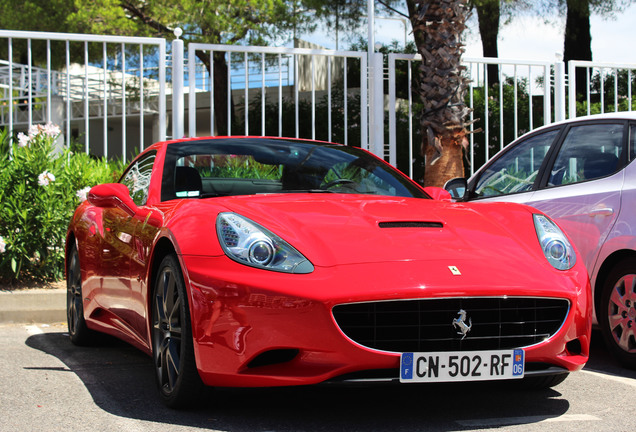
[66, 136, 591, 408]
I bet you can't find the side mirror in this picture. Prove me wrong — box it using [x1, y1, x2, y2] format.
[88, 183, 163, 226]
[423, 186, 452, 202]
[88, 183, 137, 215]
[443, 177, 468, 200]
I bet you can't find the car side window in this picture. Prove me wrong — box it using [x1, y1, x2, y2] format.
[630, 124, 636, 162]
[473, 130, 558, 198]
[547, 124, 623, 187]
[121, 151, 156, 205]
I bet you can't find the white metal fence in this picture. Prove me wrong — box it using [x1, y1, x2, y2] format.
[181, 43, 368, 149]
[568, 60, 636, 118]
[2, 29, 636, 175]
[387, 54, 566, 177]
[0, 30, 166, 160]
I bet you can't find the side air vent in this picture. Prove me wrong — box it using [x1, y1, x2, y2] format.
[378, 221, 443, 228]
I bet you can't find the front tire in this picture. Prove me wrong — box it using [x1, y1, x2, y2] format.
[151, 254, 204, 408]
[66, 244, 95, 345]
[599, 258, 636, 369]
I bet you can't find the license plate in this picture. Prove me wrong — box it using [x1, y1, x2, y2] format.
[400, 349, 524, 383]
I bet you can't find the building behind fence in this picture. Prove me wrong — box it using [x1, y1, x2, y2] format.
[1, 29, 635, 179]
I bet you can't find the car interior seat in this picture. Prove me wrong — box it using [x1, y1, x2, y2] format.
[583, 151, 618, 180]
[175, 166, 202, 196]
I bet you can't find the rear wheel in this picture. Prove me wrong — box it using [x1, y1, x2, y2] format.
[66, 245, 95, 345]
[151, 254, 204, 408]
[599, 258, 636, 369]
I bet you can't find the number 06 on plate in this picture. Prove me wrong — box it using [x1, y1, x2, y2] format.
[400, 349, 525, 383]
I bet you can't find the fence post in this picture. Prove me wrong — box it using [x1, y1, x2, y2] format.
[567, 60, 578, 119]
[554, 55, 566, 122]
[369, 50, 384, 158]
[172, 28, 184, 139]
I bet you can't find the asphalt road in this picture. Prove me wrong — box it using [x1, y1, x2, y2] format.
[1, 323, 635, 432]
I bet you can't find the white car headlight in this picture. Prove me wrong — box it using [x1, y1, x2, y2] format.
[216, 212, 314, 273]
[533, 214, 576, 270]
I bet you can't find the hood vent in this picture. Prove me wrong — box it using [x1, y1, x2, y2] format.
[378, 221, 443, 229]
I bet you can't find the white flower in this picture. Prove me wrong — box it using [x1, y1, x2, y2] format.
[43, 122, 61, 138]
[38, 170, 56, 187]
[76, 186, 91, 202]
[28, 124, 40, 138]
[17, 132, 29, 148]
[0, 236, 6, 254]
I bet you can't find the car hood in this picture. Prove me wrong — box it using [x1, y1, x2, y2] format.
[211, 194, 544, 268]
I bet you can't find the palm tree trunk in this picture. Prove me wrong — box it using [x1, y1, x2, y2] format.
[406, 0, 471, 187]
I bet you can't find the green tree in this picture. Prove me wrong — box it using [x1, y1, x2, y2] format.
[67, 0, 317, 135]
[305, 0, 368, 50]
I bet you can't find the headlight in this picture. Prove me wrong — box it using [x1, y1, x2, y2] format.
[216, 212, 314, 273]
[533, 214, 576, 270]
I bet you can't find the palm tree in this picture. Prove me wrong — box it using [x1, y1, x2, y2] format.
[405, 0, 472, 187]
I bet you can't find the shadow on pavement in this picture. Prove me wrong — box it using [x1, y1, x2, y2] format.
[23, 330, 589, 431]
[584, 330, 636, 379]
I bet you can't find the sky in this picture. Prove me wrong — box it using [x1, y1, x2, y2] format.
[306, 4, 636, 65]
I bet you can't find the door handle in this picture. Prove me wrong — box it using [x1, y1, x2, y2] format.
[589, 207, 614, 217]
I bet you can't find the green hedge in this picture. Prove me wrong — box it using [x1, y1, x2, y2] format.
[0, 124, 122, 284]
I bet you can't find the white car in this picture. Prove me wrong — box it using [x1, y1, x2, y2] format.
[446, 112, 636, 369]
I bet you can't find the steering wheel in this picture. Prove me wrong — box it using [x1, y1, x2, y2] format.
[321, 178, 357, 190]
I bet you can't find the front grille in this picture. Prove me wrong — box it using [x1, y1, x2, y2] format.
[332, 297, 570, 353]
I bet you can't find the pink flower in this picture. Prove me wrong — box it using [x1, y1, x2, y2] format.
[0, 236, 6, 253]
[38, 171, 56, 187]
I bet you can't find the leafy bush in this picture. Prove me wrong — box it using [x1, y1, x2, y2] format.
[0, 124, 121, 284]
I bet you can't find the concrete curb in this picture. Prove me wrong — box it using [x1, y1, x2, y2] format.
[0, 289, 66, 324]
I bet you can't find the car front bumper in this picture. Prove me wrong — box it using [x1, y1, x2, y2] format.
[181, 256, 592, 387]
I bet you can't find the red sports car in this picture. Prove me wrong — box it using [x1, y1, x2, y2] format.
[66, 136, 591, 408]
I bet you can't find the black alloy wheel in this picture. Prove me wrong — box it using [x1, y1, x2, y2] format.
[152, 253, 204, 408]
[66, 245, 94, 345]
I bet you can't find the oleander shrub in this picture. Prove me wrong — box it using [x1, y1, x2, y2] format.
[0, 123, 122, 284]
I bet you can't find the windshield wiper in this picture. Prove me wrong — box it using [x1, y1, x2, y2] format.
[279, 189, 336, 193]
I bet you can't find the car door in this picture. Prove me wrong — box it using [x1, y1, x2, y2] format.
[100, 151, 157, 338]
[520, 122, 626, 277]
[470, 121, 627, 277]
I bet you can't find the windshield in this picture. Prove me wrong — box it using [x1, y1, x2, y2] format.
[161, 138, 427, 201]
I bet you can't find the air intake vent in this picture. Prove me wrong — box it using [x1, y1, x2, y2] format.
[333, 297, 570, 353]
[378, 221, 443, 228]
